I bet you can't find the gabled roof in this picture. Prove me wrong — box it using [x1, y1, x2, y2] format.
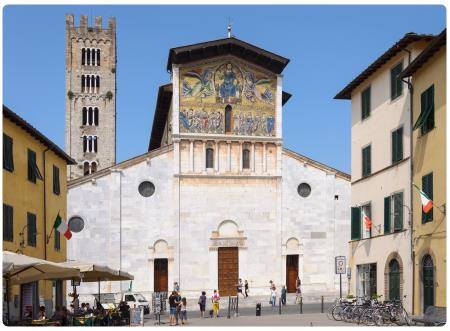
[334, 32, 434, 100]
[148, 84, 172, 151]
[3, 105, 76, 165]
[167, 36, 290, 74]
[399, 29, 446, 79]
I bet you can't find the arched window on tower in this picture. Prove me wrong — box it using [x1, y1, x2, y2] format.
[96, 76, 100, 93]
[82, 107, 87, 125]
[94, 107, 99, 126]
[92, 75, 96, 93]
[83, 161, 90, 176]
[93, 136, 98, 153]
[81, 75, 85, 93]
[86, 75, 91, 93]
[91, 162, 97, 173]
[91, 48, 95, 66]
[83, 136, 87, 153]
[243, 148, 250, 169]
[81, 48, 86, 66]
[97, 49, 101, 66]
[88, 107, 93, 125]
[88, 136, 92, 152]
[86, 48, 91, 66]
[206, 148, 214, 169]
[225, 105, 232, 133]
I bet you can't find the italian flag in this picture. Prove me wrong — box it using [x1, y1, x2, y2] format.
[362, 208, 372, 229]
[414, 184, 433, 213]
[53, 214, 72, 240]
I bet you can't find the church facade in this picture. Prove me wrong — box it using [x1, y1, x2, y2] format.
[67, 35, 351, 299]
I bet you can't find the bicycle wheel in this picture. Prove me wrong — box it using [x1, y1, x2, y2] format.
[393, 306, 411, 326]
[331, 305, 343, 321]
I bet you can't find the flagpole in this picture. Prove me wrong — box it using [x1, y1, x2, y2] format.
[46, 210, 60, 244]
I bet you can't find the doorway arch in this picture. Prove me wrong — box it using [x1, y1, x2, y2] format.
[388, 259, 400, 300]
[422, 254, 434, 312]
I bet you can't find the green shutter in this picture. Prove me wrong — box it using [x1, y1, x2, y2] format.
[362, 146, 371, 177]
[3, 134, 14, 172]
[391, 62, 403, 100]
[392, 127, 403, 163]
[422, 173, 434, 223]
[384, 196, 391, 233]
[416, 85, 435, 134]
[3, 204, 13, 242]
[351, 207, 361, 240]
[361, 87, 371, 120]
[394, 193, 403, 231]
[27, 212, 37, 247]
[53, 166, 60, 195]
[392, 130, 397, 164]
[28, 149, 36, 182]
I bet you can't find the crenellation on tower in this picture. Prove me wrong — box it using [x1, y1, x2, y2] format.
[65, 14, 116, 180]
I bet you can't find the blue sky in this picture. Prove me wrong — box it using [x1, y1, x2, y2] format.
[3, 5, 446, 173]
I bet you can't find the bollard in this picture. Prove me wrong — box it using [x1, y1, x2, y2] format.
[300, 297, 303, 314]
[321, 296, 324, 313]
[256, 303, 261, 316]
[278, 298, 281, 315]
[236, 295, 239, 317]
[227, 296, 231, 319]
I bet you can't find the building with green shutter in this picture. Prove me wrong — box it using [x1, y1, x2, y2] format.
[335, 32, 434, 313]
[399, 29, 446, 315]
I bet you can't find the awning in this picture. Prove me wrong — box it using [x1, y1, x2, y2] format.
[3, 251, 81, 285]
[59, 261, 133, 282]
[413, 105, 433, 131]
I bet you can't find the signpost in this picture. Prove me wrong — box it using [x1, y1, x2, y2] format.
[335, 256, 346, 298]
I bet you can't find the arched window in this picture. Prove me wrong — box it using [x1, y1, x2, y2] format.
[206, 148, 214, 169]
[91, 48, 95, 66]
[81, 75, 85, 92]
[91, 162, 97, 173]
[96, 76, 100, 92]
[93, 136, 98, 153]
[243, 148, 250, 169]
[81, 48, 86, 65]
[97, 49, 101, 66]
[92, 75, 96, 93]
[86, 48, 91, 66]
[83, 161, 90, 176]
[88, 107, 93, 125]
[388, 259, 400, 301]
[422, 255, 434, 312]
[82, 107, 87, 125]
[225, 105, 232, 133]
[86, 75, 91, 92]
[88, 136, 92, 152]
[94, 107, 99, 126]
[83, 136, 87, 153]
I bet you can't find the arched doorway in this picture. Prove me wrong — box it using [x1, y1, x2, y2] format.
[388, 259, 400, 300]
[422, 255, 434, 312]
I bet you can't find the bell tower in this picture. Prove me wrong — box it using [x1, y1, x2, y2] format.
[65, 14, 116, 179]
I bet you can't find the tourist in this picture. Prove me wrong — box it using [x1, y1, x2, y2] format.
[85, 303, 93, 315]
[168, 291, 178, 326]
[51, 306, 64, 325]
[38, 306, 46, 320]
[61, 306, 70, 326]
[237, 278, 244, 298]
[270, 285, 277, 307]
[244, 280, 249, 298]
[175, 291, 182, 325]
[173, 282, 180, 292]
[179, 297, 188, 325]
[281, 285, 287, 305]
[198, 291, 207, 318]
[81, 302, 86, 314]
[211, 290, 220, 318]
[295, 276, 302, 303]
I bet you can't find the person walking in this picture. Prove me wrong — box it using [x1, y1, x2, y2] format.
[168, 291, 178, 326]
[211, 290, 220, 318]
[179, 297, 188, 325]
[175, 291, 182, 325]
[295, 276, 302, 304]
[173, 282, 180, 292]
[281, 285, 287, 305]
[244, 280, 249, 298]
[236, 278, 244, 298]
[198, 291, 207, 318]
[270, 286, 277, 307]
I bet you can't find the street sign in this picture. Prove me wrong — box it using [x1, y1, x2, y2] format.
[335, 256, 346, 274]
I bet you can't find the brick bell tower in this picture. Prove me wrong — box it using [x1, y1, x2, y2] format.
[65, 14, 117, 179]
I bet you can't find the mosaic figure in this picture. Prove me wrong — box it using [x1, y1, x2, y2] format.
[179, 109, 224, 134]
[232, 112, 275, 136]
[182, 68, 214, 99]
[215, 63, 242, 103]
[243, 71, 274, 104]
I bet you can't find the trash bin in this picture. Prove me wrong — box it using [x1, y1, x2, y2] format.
[256, 303, 261, 316]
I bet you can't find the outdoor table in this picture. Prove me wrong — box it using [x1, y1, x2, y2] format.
[73, 315, 96, 326]
[31, 319, 60, 326]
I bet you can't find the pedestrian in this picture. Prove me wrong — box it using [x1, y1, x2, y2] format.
[237, 278, 244, 298]
[168, 291, 178, 326]
[175, 291, 182, 325]
[179, 297, 188, 325]
[85, 303, 93, 315]
[281, 285, 287, 305]
[295, 276, 302, 303]
[173, 282, 180, 292]
[198, 291, 207, 318]
[270, 286, 277, 307]
[38, 306, 46, 320]
[211, 290, 220, 318]
[244, 280, 249, 298]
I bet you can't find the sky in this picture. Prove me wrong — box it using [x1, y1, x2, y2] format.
[3, 5, 446, 173]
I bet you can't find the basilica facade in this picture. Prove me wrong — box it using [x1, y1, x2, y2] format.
[67, 34, 351, 300]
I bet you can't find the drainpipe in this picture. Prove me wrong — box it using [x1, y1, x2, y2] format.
[401, 47, 414, 313]
[43, 148, 50, 261]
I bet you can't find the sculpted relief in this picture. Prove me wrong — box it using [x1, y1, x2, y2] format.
[179, 59, 276, 136]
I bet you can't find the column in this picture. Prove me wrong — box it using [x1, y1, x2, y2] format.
[251, 142, 255, 173]
[239, 142, 243, 172]
[189, 140, 194, 173]
[202, 141, 206, 172]
[263, 142, 267, 173]
[215, 141, 219, 172]
[227, 141, 231, 173]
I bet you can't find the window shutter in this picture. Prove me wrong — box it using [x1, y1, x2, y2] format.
[394, 193, 403, 231]
[3, 134, 14, 172]
[351, 207, 361, 240]
[54, 229, 60, 251]
[384, 196, 391, 233]
[397, 127, 403, 161]
[3, 204, 13, 242]
[392, 130, 397, 164]
[27, 213, 36, 247]
[27, 149, 36, 182]
[53, 166, 60, 195]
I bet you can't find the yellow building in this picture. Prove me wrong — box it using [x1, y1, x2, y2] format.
[3, 105, 75, 321]
[399, 29, 446, 314]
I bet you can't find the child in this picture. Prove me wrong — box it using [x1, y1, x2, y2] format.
[211, 290, 220, 318]
[179, 297, 187, 325]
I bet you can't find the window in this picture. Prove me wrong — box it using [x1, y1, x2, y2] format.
[54, 228, 60, 251]
[384, 192, 403, 233]
[243, 148, 250, 169]
[94, 107, 99, 126]
[83, 136, 98, 153]
[125, 295, 135, 302]
[3, 204, 13, 242]
[361, 87, 371, 120]
[88, 107, 93, 125]
[96, 49, 101, 66]
[86, 48, 91, 66]
[27, 212, 37, 247]
[83, 162, 90, 176]
[357, 263, 377, 298]
[361, 204, 372, 239]
[388, 259, 400, 301]
[420, 85, 435, 135]
[81, 75, 85, 92]
[362, 145, 371, 177]
[81, 48, 86, 65]
[392, 127, 403, 164]
[82, 107, 87, 125]
[53, 165, 60, 195]
[351, 207, 361, 240]
[297, 183, 311, 198]
[27, 149, 43, 183]
[206, 148, 214, 169]
[422, 173, 433, 223]
[225, 105, 232, 133]
[3, 133, 14, 172]
[391, 62, 403, 100]
[91, 162, 97, 173]
[138, 181, 155, 197]
[96, 76, 100, 92]
[91, 48, 95, 66]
